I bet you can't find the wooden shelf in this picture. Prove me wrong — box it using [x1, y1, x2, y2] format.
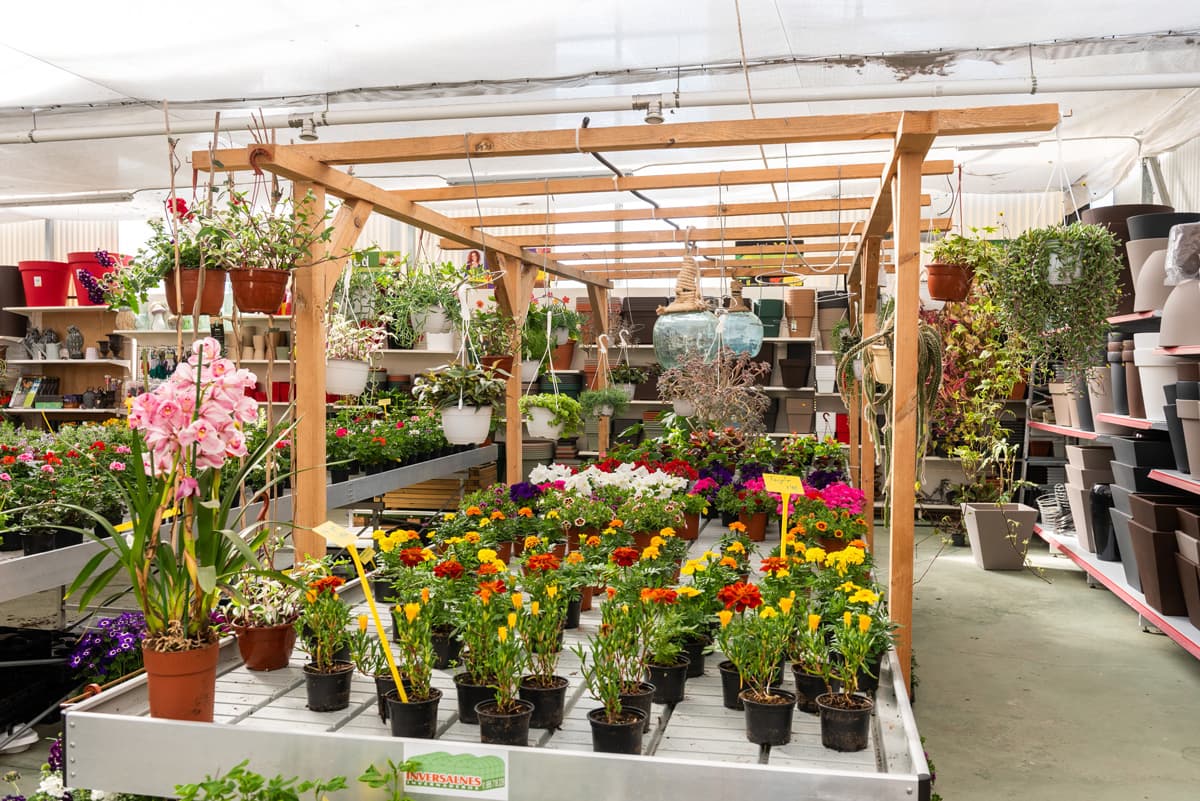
[1146, 469, 1200, 495]
[1093, 412, 1168, 432]
[3, 306, 115, 316]
[1028, 420, 1101, 440]
[7, 358, 129, 368]
[3, 407, 122, 415]
[1035, 524, 1200, 660]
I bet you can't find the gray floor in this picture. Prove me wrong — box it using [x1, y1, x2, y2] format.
[894, 525, 1200, 801]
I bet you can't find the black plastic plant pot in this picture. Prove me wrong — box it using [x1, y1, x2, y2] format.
[475, 699, 534, 746]
[453, 673, 497, 725]
[588, 707, 646, 754]
[741, 688, 796, 746]
[21, 531, 57, 555]
[646, 658, 689, 704]
[330, 468, 351, 484]
[386, 688, 442, 739]
[564, 597, 582, 629]
[303, 663, 353, 712]
[432, 627, 462, 670]
[718, 660, 746, 710]
[682, 637, 710, 678]
[519, 675, 569, 730]
[816, 692, 873, 752]
[369, 577, 394, 604]
[618, 682, 656, 732]
[792, 665, 833, 714]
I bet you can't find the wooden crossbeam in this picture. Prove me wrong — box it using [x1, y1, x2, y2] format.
[575, 255, 892, 272]
[550, 243, 861, 260]
[466, 195, 932, 227]
[391, 161, 954, 203]
[444, 217, 949, 249]
[193, 105, 1057, 169]
[200, 144, 609, 289]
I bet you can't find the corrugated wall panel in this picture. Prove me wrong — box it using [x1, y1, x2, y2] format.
[1160, 136, 1200, 211]
[0, 221, 48, 264]
[51, 220, 120, 261]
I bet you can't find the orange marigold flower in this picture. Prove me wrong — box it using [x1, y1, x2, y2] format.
[608, 519, 624, 529]
[719, 556, 739, 569]
[728, 521, 747, 533]
[477, 562, 501, 576]
[716, 581, 763, 613]
[525, 552, 561, 572]
[760, 556, 790, 574]
[610, 547, 639, 567]
[518, 507, 534, 518]
[566, 552, 584, 564]
[585, 535, 602, 547]
[848, 539, 868, 550]
[466, 506, 483, 516]
[490, 511, 506, 521]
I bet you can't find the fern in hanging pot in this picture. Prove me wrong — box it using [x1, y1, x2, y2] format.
[413, 364, 506, 446]
[983, 222, 1122, 381]
[578, 386, 630, 419]
[519, 394, 584, 440]
[325, 314, 388, 397]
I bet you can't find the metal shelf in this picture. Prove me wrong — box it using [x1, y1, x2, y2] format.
[1107, 310, 1162, 334]
[1027, 420, 1101, 440]
[7, 358, 129, 368]
[1156, 345, 1200, 357]
[1035, 524, 1200, 660]
[0, 445, 498, 604]
[3, 306, 115, 316]
[1093, 412, 1168, 432]
[1146, 468, 1200, 495]
[3, 407, 122, 415]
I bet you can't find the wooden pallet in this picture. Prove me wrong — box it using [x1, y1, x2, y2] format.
[373, 461, 497, 511]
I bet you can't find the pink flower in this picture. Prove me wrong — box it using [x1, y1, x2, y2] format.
[334, 427, 348, 438]
[40, 464, 54, 473]
[114, 445, 131, 454]
[17, 453, 33, 463]
[0, 472, 10, 482]
[109, 461, 126, 472]
[395, 421, 405, 429]
[176, 477, 199, 500]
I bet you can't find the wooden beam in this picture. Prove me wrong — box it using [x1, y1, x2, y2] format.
[552, 243, 865, 261]
[320, 199, 375, 286]
[887, 112, 937, 699]
[586, 285, 612, 456]
[573, 255, 893, 271]
[442, 218, 949, 250]
[391, 161, 955, 203]
[467, 195, 932, 228]
[860, 236, 881, 551]
[199, 144, 610, 289]
[193, 105, 1056, 169]
[291, 182, 330, 564]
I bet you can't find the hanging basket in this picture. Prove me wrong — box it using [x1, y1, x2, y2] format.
[165, 269, 226, 316]
[440, 405, 493, 445]
[230, 267, 290, 314]
[925, 262, 973, 302]
[326, 359, 370, 396]
[867, 343, 893, 385]
[672, 399, 696, 416]
[526, 406, 565, 440]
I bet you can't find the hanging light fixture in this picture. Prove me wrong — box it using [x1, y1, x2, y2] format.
[652, 236, 719, 369]
[718, 280, 764, 358]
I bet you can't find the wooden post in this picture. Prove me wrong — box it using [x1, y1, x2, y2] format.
[493, 253, 536, 484]
[291, 182, 329, 563]
[887, 150, 926, 695]
[860, 237, 881, 550]
[587, 285, 611, 456]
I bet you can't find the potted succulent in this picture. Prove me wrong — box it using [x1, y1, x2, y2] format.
[926, 228, 1001, 302]
[519, 393, 584, 440]
[325, 314, 389, 396]
[716, 594, 796, 745]
[376, 260, 468, 350]
[296, 573, 354, 712]
[64, 338, 290, 722]
[200, 190, 341, 314]
[413, 364, 506, 445]
[578, 386, 630, 418]
[609, 363, 648, 400]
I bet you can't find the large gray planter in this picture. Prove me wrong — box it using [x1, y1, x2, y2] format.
[962, 503, 1038, 570]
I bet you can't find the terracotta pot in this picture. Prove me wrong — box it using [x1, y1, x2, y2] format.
[164, 269, 226, 316]
[480, 355, 513, 376]
[738, 512, 768, 542]
[142, 639, 220, 722]
[681, 511, 700, 541]
[631, 531, 656, 550]
[925, 262, 973, 302]
[578, 584, 594, 612]
[233, 621, 297, 671]
[551, 340, 576, 370]
[230, 267, 290, 314]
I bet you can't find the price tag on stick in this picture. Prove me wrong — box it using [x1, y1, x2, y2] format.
[762, 474, 804, 557]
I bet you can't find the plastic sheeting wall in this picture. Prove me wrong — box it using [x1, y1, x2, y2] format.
[1160, 137, 1200, 212]
[0, 220, 46, 265]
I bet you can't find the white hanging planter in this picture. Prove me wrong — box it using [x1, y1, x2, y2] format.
[554, 326, 570, 346]
[425, 331, 455, 351]
[814, 365, 837, 394]
[411, 305, 451, 335]
[596, 404, 615, 417]
[868, 343, 893, 385]
[519, 359, 541, 383]
[326, 359, 370, 396]
[440, 405, 492, 445]
[672, 398, 696, 416]
[525, 406, 565, 440]
[615, 383, 636, 401]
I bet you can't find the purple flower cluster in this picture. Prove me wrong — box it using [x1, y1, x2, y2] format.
[209, 608, 233, 637]
[69, 612, 146, 684]
[76, 269, 105, 304]
[93, 250, 117, 268]
[508, 481, 541, 503]
[805, 468, 848, 490]
[47, 737, 64, 773]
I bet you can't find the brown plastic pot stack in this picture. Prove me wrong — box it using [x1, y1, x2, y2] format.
[1080, 204, 1173, 315]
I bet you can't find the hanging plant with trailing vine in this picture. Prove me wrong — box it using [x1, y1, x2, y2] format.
[983, 222, 1122, 381]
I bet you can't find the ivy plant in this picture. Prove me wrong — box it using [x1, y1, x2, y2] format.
[518, 393, 585, 437]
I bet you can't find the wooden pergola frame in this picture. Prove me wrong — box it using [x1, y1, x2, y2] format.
[193, 102, 1058, 696]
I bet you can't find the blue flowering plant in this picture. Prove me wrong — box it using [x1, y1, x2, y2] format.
[69, 612, 147, 685]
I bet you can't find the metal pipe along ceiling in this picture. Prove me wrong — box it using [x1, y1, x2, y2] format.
[2, 73, 1200, 146]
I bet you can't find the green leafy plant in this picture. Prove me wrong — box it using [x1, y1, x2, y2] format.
[326, 313, 389, 362]
[392, 596, 437, 700]
[175, 760, 347, 801]
[929, 227, 1003, 270]
[413, 364, 506, 408]
[467, 304, 518, 358]
[715, 596, 795, 701]
[200, 190, 341, 272]
[358, 760, 419, 801]
[376, 261, 469, 349]
[578, 386, 630, 418]
[518, 393, 584, 437]
[609, 363, 649, 385]
[296, 573, 351, 672]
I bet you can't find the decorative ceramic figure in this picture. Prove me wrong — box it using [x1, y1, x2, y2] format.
[149, 302, 170, 331]
[23, 326, 41, 359]
[41, 328, 61, 360]
[65, 325, 85, 359]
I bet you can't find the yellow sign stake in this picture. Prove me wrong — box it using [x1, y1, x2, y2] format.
[762, 474, 804, 558]
[313, 520, 408, 703]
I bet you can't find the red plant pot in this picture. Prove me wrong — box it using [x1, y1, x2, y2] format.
[18, 261, 71, 306]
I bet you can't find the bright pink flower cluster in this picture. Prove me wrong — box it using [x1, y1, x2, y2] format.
[820, 482, 866, 514]
[127, 338, 259, 475]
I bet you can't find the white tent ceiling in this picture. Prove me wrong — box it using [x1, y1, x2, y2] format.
[1, 1, 1199, 223]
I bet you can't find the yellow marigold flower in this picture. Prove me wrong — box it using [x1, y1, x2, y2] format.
[782, 531, 796, 544]
[398, 529, 418, 542]
[759, 606, 778, 619]
[466, 506, 483, 516]
[446, 536, 464, 545]
[650, 535, 665, 547]
[726, 541, 745, 554]
[464, 531, 481, 543]
[305, 590, 316, 603]
[778, 596, 794, 615]
[680, 560, 698, 576]
[717, 610, 733, 627]
[728, 521, 747, 533]
[677, 586, 702, 598]
[421, 587, 431, 604]
[443, 512, 457, 521]
[512, 592, 524, 609]
[843, 611, 852, 628]
[358, 614, 369, 633]
[404, 603, 420, 624]
[546, 510, 560, 519]
[378, 535, 397, 553]
[702, 550, 717, 560]
[507, 612, 517, 629]
[775, 568, 790, 578]
[478, 518, 491, 527]
[372, 529, 386, 540]
[844, 547, 866, 565]
[838, 580, 859, 593]
[659, 527, 675, 538]
[640, 545, 660, 560]
[518, 507, 534, 518]
[497, 625, 508, 643]
[849, 588, 880, 605]
[524, 535, 541, 549]
[421, 548, 435, 561]
[566, 552, 584, 565]
[477, 548, 498, 563]
[859, 614, 872, 633]
[546, 584, 559, 598]
[490, 511, 506, 521]
[601, 528, 616, 537]
[807, 613, 821, 632]
[489, 559, 507, 571]
[531, 601, 541, 616]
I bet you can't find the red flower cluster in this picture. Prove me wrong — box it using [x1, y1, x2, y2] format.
[610, 547, 640, 567]
[639, 587, 678, 605]
[476, 579, 508, 601]
[398, 547, 427, 567]
[525, 553, 560, 572]
[659, 459, 699, 481]
[760, 556, 790, 575]
[308, 576, 344, 596]
[165, 197, 193, 220]
[477, 562, 502, 576]
[90, 441, 107, 451]
[433, 559, 464, 579]
[717, 581, 763, 613]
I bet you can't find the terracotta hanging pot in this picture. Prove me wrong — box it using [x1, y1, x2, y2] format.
[142, 639, 220, 722]
[229, 267, 290, 314]
[164, 269, 226, 316]
[925, 262, 973, 302]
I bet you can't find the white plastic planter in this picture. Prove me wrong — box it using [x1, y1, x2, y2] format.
[615, 383, 636, 400]
[673, 399, 696, 416]
[597, 404, 614, 417]
[868, 343, 892, 385]
[425, 331, 455, 351]
[411, 305, 451, 335]
[554, 327, 570, 346]
[815, 365, 837, 394]
[1134, 332, 1174, 421]
[440, 405, 492, 445]
[326, 359, 369, 396]
[525, 406, 564, 440]
[520, 359, 541, 383]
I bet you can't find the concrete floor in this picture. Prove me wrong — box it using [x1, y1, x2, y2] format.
[895, 526, 1200, 801]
